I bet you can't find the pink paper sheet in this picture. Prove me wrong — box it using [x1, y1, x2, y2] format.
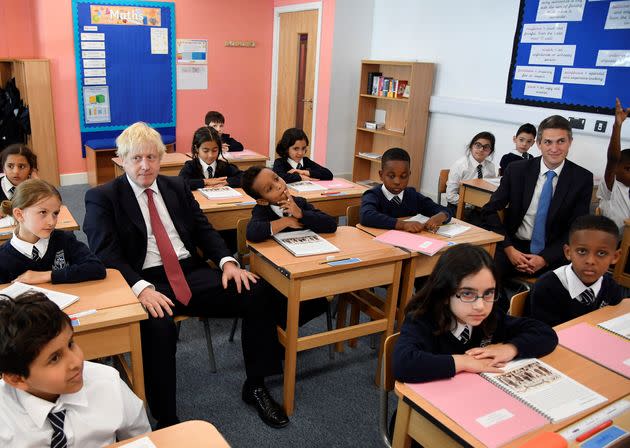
[374, 230, 447, 255]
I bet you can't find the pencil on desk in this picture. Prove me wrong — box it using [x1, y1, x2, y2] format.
[318, 257, 352, 264]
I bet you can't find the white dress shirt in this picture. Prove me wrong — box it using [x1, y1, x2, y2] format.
[446, 155, 497, 205]
[199, 158, 218, 179]
[597, 178, 629, 235]
[126, 175, 237, 296]
[450, 321, 471, 341]
[381, 184, 404, 203]
[11, 233, 49, 259]
[515, 160, 565, 241]
[553, 263, 603, 301]
[0, 361, 150, 447]
[287, 158, 303, 170]
[1, 175, 16, 200]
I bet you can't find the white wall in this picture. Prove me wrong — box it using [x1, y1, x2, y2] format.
[325, 0, 374, 178]
[368, 0, 629, 198]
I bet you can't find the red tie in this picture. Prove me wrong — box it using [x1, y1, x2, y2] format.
[145, 189, 192, 305]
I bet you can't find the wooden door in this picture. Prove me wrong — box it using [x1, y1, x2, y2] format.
[275, 10, 318, 149]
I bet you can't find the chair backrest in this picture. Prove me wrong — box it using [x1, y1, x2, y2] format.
[380, 332, 400, 448]
[236, 217, 251, 266]
[508, 290, 528, 317]
[614, 220, 630, 288]
[437, 169, 449, 205]
[346, 205, 360, 227]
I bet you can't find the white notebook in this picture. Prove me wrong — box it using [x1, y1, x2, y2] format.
[287, 181, 326, 192]
[404, 214, 470, 237]
[273, 230, 340, 257]
[199, 186, 242, 199]
[598, 313, 630, 339]
[481, 358, 606, 423]
[0, 216, 15, 228]
[0, 282, 79, 310]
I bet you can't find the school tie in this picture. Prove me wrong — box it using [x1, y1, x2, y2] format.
[47, 409, 67, 448]
[207, 165, 213, 178]
[522, 153, 529, 159]
[296, 162, 303, 170]
[578, 288, 595, 306]
[145, 189, 192, 306]
[530, 171, 556, 254]
[390, 195, 402, 206]
[32, 246, 41, 262]
[476, 164, 483, 179]
[460, 326, 470, 344]
[8, 186, 15, 197]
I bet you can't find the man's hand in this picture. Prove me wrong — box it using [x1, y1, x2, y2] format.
[505, 246, 530, 272]
[138, 287, 175, 318]
[222, 261, 259, 293]
[13, 270, 52, 285]
[522, 254, 547, 274]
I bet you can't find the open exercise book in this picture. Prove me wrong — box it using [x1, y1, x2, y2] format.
[273, 230, 340, 257]
[287, 181, 327, 192]
[408, 358, 605, 448]
[374, 230, 447, 256]
[0, 282, 79, 310]
[199, 186, 242, 200]
[404, 214, 470, 238]
[599, 312, 630, 340]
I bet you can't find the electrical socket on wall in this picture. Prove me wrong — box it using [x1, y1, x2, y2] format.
[594, 120, 607, 133]
[568, 117, 586, 130]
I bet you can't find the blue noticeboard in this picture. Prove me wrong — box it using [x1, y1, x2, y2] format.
[506, 0, 630, 115]
[72, 0, 176, 152]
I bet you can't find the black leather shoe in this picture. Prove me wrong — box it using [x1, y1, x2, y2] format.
[242, 383, 289, 428]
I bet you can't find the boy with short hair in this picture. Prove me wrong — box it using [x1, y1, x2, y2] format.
[499, 123, 537, 173]
[242, 165, 337, 242]
[360, 147, 451, 232]
[529, 215, 623, 326]
[204, 110, 244, 152]
[0, 291, 150, 446]
[597, 98, 630, 234]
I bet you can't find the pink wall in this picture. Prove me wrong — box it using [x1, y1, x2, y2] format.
[22, 0, 275, 176]
[0, 0, 37, 58]
[274, 0, 335, 165]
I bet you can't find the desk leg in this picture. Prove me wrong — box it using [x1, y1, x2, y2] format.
[129, 322, 146, 403]
[397, 257, 417, 331]
[377, 261, 402, 385]
[456, 184, 465, 220]
[283, 282, 300, 416]
[392, 397, 412, 448]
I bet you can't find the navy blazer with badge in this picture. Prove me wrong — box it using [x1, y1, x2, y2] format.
[84, 174, 231, 289]
[481, 157, 592, 268]
[246, 196, 337, 243]
[178, 158, 242, 190]
[272, 157, 333, 183]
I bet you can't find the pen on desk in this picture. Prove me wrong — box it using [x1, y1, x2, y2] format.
[319, 257, 352, 264]
[321, 191, 341, 196]
[575, 420, 613, 442]
[69, 309, 97, 319]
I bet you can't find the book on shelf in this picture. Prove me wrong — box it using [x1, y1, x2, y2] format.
[396, 80, 408, 98]
[558, 322, 630, 378]
[273, 229, 340, 257]
[598, 312, 630, 339]
[402, 84, 411, 98]
[358, 152, 382, 160]
[0, 282, 79, 310]
[287, 181, 326, 192]
[367, 71, 381, 95]
[408, 358, 606, 447]
[374, 230, 447, 256]
[199, 186, 242, 199]
[404, 214, 470, 237]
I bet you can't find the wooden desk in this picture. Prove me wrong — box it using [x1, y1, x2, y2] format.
[193, 189, 256, 231]
[108, 420, 230, 447]
[392, 346, 630, 448]
[455, 178, 498, 220]
[113, 152, 189, 178]
[0, 205, 79, 241]
[248, 226, 408, 415]
[290, 180, 368, 218]
[186, 149, 269, 171]
[555, 299, 630, 332]
[1, 269, 148, 401]
[357, 220, 503, 326]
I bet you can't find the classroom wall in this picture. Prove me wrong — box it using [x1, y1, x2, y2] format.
[325, 0, 374, 177]
[14, 0, 275, 182]
[369, 0, 630, 197]
[0, 1, 37, 58]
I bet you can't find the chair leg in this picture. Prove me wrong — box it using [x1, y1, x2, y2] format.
[335, 294, 348, 353]
[228, 317, 239, 342]
[348, 303, 360, 348]
[200, 318, 217, 373]
[326, 302, 334, 360]
[175, 321, 182, 340]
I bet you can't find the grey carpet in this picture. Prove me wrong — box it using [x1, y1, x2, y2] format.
[59, 184, 393, 448]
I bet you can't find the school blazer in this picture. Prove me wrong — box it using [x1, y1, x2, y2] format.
[84, 174, 231, 289]
[178, 159, 242, 190]
[272, 157, 333, 183]
[481, 157, 593, 267]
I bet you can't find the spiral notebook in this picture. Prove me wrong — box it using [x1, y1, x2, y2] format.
[408, 358, 606, 447]
[598, 313, 630, 340]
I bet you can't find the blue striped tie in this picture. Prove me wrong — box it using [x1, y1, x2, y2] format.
[530, 171, 556, 254]
[48, 410, 67, 448]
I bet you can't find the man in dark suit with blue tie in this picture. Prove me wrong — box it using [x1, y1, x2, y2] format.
[83, 122, 288, 429]
[482, 116, 593, 310]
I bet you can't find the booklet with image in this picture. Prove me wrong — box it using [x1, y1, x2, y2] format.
[273, 229, 340, 257]
[199, 186, 243, 199]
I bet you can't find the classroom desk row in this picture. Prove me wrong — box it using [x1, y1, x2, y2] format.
[392, 300, 630, 448]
